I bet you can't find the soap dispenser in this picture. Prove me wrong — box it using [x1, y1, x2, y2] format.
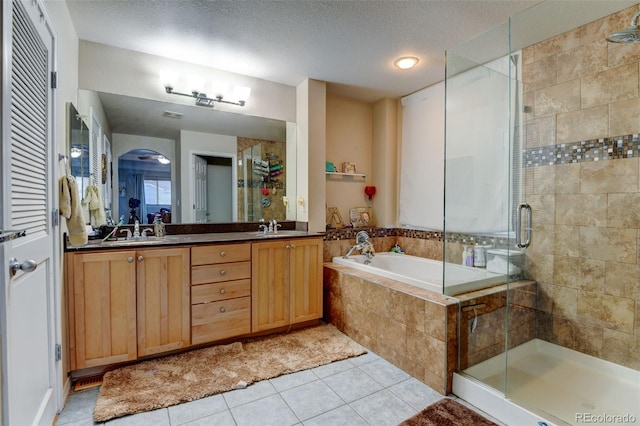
[153, 214, 166, 238]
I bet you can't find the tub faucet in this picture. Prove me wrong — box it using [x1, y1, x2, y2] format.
[362, 243, 375, 261]
[343, 230, 375, 263]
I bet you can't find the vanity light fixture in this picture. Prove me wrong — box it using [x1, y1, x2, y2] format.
[394, 56, 419, 70]
[164, 82, 251, 108]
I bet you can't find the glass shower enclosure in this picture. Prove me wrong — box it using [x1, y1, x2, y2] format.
[444, 2, 640, 425]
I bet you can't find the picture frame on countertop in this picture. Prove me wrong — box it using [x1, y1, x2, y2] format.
[350, 207, 373, 227]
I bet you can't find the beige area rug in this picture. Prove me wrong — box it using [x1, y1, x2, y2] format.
[398, 398, 498, 426]
[93, 323, 366, 422]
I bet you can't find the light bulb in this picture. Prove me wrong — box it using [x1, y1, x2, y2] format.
[211, 81, 229, 99]
[394, 56, 419, 70]
[188, 75, 205, 94]
[233, 86, 251, 103]
[159, 70, 178, 91]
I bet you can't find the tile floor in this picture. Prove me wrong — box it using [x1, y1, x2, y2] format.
[56, 349, 502, 426]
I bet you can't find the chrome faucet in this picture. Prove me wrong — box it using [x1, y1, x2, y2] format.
[258, 224, 269, 234]
[133, 220, 140, 238]
[343, 231, 375, 263]
[119, 228, 132, 239]
[270, 219, 282, 234]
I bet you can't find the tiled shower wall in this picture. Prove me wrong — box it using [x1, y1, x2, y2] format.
[522, 4, 640, 370]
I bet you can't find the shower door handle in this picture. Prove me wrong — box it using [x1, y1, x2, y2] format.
[516, 203, 532, 248]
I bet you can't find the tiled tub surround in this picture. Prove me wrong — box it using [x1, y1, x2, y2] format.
[323, 260, 537, 395]
[522, 3, 640, 371]
[323, 263, 458, 395]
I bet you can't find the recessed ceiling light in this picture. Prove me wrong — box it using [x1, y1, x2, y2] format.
[394, 56, 419, 70]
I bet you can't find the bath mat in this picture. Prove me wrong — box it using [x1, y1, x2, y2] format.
[93, 323, 366, 422]
[398, 398, 498, 426]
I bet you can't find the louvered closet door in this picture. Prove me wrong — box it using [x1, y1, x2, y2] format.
[0, 1, 57, 425]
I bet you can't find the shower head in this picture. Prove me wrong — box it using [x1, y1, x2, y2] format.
[607, 10, 640, 43]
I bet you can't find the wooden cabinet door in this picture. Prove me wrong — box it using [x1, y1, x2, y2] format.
[69, 251, 137, 370]
[137, 247, 191, 356]
[289, 238, 323, 324]
[251, 240, 290, 331]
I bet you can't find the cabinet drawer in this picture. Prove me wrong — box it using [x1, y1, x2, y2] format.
[191, 279, 251, 304]
[191, 244, 251, 266]
[191, 261, 251, 285]
[191, 297, 251, 344]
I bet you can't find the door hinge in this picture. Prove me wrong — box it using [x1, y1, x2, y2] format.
[51, 71, 57, 89]
[55, 343, 62, 361]
[52, 208, 59, 227]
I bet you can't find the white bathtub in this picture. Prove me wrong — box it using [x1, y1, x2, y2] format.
[332, 252, 507, 296]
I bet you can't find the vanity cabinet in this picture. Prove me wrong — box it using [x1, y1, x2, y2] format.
[67, 247, 190, 369]
[251, 237, 323, 332]
[67, 251, 137, 370]
[136, 247, 191, 357]
[190, 243, 252, 344]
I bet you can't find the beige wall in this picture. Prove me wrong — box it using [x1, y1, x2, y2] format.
[326, 94, 373, 227]
[44, 0, 81, 409]
[522, 4, 640, 370]
[372, 99, 399, 227]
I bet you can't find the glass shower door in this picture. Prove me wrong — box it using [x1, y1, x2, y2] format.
[448, 2, 640, 425]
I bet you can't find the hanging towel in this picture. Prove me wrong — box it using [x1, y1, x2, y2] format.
[92, 185, 107, 227]
[66, 176, 88, 246]
[59, 176, 71, 219]
[83, 184, 107, 228]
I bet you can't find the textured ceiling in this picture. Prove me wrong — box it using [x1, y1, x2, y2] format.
[65, 0, 542, 102]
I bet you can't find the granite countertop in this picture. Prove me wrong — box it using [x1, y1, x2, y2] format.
[66, 230, 323, 252]
[0, 229, 27, 244]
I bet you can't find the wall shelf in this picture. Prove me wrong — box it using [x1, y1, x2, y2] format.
[325, 172, 367, 178]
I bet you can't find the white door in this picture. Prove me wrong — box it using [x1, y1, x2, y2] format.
[207, 162, 232, 222]
[193, 155, 208, 222]
[1, 1, 57, 424]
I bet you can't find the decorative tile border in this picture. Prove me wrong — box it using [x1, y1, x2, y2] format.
[524, 133, 639, 168]
[323, 227, 514, 249]
[323, 227, 397, 240]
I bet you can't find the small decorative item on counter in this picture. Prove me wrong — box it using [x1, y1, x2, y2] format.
[153, 214, 166, 238]
[326, 207, 344, 228]
[473, 243, 492, 268]
[462, 245, 474, 267]
[342, 162, 356, 173]
[349, 207, 373, 227]
[325, 161, 337, 172]
[390, 243, 404, 254]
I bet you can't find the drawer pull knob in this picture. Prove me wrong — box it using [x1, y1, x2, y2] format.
[220, 289, 226, 294]
[220, 251, 226, 257]
[291, 244, 296, 249]
[220, 270, 226, 276]
[286, 245, 290, 249]
[220, 307, 226, 313]
[138, 256, 144, 261]
[127, 257, 134, 263]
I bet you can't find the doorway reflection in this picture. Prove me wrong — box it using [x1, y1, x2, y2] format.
[118, 149, 172, 224]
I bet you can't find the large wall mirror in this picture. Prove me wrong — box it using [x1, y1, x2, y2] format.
[76, 89, 295, 225]
[67, 102, 90, 208]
